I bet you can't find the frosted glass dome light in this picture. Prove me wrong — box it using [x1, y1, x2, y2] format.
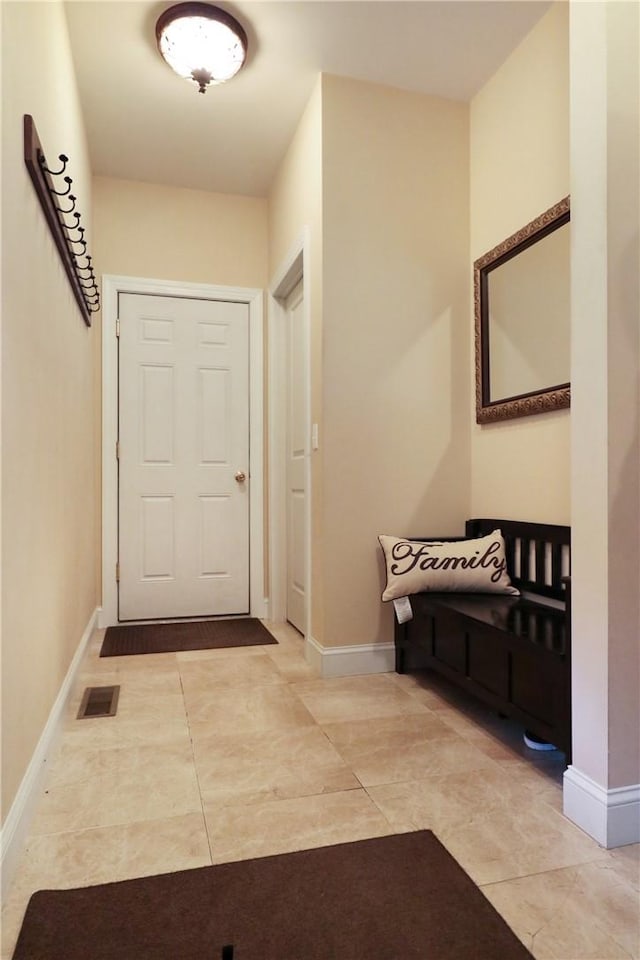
[156, 3, 248, 94]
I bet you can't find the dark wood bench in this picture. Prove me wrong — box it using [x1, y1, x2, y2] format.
[394, 518, 572, 761]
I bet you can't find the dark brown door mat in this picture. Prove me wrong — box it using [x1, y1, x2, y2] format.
[99, 618, 277, 657]
[11, 831, 533, 960]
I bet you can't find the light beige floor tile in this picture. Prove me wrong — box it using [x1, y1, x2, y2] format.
[494, 757, 565, 811]
[457, 723, 568, 768]
[178, 653, 286, 693]
[73, 661, 183, 693]
[43, 736, 194, 787]
[391, 670, 570, 777]
[291, 674, 431, 724]
[57, 715, 192, 753]
[65, 673, 185, 725]
[368, 765, 530, 832]
[176, 644, 270, 663]
[608, 843, 640, 891]
[323, 713, 496, 786]
[203, 789, 395, 864]
[440, 805, 609, 885]
[368, 767, 607, 884]
[81, 649, 179, 673]
[192, 725, 359, 806]
[29, 741, 201, 835]
[16, 811, 210, 889]
[457, 725, 535, 761]
[1, 813, 211, 960]
[482, 858, 640, 959]
[184, 682, 316, 731]
[429, 702, 508, 737]
[261, 621, 305, 650]
[105, 690, 189, 724]
[389, 671, 463, 709]
[264, 647, 319, 681]
[392, 670, 515, 733]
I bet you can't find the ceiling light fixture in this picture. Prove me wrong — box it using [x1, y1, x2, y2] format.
[156, 2, 248, 94]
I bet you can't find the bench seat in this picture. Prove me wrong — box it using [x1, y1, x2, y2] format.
[393, 519, 571, 761]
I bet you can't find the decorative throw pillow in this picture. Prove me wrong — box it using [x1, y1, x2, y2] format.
[378, 530, 519, 601]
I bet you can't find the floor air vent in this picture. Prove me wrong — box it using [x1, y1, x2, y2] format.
[77, 685, 120, 719]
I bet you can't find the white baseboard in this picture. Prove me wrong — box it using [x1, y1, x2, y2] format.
[305, 636, 395, 678]
[563, 765, 640, 848]
[0, 607, 99, 899]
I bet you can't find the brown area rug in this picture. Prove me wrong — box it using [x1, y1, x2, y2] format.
[99, 618, 277, 657]
[12, 831, 532, 960]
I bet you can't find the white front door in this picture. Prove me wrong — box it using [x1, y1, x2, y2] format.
[285, 280, 307, 633]
[118, 293, 250, 621]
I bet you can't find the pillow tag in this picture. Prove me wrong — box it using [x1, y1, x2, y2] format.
[393, 597, 413, 623]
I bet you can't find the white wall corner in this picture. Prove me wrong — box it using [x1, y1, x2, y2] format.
[305, 636, 395, 678]
[0, 607, 99, 899]
[563, 765, 640, 848]
[97, 606, 109, 630]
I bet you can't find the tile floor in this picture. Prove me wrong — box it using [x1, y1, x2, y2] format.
[2, 622, 638, 959]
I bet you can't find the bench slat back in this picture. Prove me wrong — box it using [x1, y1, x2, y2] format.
[466, 518, 571, 602]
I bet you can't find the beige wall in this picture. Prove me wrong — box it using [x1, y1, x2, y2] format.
[93, 177, 268, 289]
[1, 1, 99, 822]
[268, 79, 325, 642]
[470, 2, 570, 523]
[321, 75, 470, 647]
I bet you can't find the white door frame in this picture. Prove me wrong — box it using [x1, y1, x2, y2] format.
[268, 231, 312, 636]
[101, 274, 265, 627]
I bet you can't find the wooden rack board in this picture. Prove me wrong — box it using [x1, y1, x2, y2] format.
[23, 114, 99, 326]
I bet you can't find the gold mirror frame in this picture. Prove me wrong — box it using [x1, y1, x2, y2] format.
[474, 196, 571, 424]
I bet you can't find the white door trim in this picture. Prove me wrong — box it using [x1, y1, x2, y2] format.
[101, 274, 265, 627]
[268, 231, 312, 636]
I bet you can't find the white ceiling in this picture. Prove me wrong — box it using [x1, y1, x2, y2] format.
[65, 0, 551, 197]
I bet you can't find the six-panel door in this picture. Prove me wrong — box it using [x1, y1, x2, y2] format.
[118, 293, 250, 620]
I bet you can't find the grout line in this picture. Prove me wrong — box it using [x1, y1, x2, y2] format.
[478, 853, 620, 891]
[178, 667, 215, 866]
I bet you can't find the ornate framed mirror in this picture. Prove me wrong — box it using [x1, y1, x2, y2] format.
[474, 196, 570, 424]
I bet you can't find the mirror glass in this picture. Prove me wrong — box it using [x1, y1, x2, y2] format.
[475, 197, 570, 423]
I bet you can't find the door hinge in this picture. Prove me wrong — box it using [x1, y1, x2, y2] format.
[116, 440, 120, 460]
[116, 318, 120, 338]
[115, 561, 120, 583]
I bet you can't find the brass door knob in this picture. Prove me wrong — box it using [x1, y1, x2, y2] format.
[235, 471, 246, 483]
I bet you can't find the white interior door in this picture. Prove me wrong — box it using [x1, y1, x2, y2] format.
[118, 293, 250, 621]
[285, 280, 307, 633]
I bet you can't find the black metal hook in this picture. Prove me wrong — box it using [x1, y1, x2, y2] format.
[73, 257, 93, 274]
[50, 175, 73, 197]
[62, 211, 82, 232]
[39, 151, 69, 177]
[55, 194, 76, 215]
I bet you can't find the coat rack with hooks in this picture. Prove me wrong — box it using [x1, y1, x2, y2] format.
[23, 114, 99, 326]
